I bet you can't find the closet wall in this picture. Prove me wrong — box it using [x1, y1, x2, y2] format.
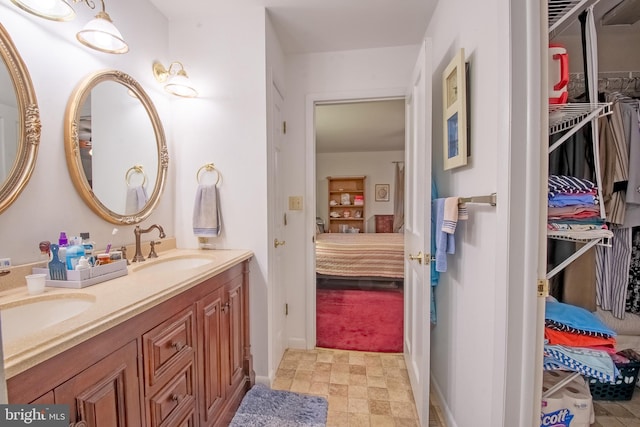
[554, 20, 640, 73]
[550, 0, 640, 343]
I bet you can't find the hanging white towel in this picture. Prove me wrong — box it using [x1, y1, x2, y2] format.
[193, 184, 221, 237]
[442, 197, 468, 234]
[125, 185, 148, 214]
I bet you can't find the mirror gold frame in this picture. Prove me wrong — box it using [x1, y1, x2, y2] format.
[64, 70, 168, 224]
[0, 22, 41, 215]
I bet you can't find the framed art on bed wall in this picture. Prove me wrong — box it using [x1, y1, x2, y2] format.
[375, 184, 390, 202]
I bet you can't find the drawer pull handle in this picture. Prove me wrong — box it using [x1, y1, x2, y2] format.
[172, 341, 185, 351]
[171, 393, 181, 403]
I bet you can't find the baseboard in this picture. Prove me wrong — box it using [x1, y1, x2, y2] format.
[287, 337, 308, 349]
[431, 375, 458, 427]
[255, 375, 271, 387]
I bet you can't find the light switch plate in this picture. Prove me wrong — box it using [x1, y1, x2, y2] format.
[289, 196, 303, 210]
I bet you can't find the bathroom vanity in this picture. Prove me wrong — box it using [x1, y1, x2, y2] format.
[3, 249, 254, 427]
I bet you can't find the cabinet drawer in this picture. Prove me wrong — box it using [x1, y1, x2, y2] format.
[147, 361, 196, 427]
[173, 407, 197, 427]
[143, 307, 195, 388]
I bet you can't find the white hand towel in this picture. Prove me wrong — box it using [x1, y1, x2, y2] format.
[193, 184, 221, 237]
[125, 185, 148, 214]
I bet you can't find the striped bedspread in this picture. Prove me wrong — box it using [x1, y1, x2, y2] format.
[315, 233, 404, 278]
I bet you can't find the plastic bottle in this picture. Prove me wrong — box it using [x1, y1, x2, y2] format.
[65, 237, 86, 270]
[58, 232, 68, 263]
[80, 232, 95, 265]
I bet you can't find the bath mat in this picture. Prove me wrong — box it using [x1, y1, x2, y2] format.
[229, 384, 328, 426]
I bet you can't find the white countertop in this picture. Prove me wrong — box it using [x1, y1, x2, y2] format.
[0, 248, 253, 379]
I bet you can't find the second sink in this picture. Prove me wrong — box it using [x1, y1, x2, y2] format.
[129, 255, 215, 274]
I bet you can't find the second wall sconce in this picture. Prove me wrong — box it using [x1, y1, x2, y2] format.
[10, 0, 128, 54]
[152, 61, 198, 98]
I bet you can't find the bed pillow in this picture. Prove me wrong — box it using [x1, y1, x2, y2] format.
[545, 301, 616, 337]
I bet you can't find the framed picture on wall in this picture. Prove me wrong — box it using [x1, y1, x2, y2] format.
[442, 48, 468, 170]
[375, 184, 390, 202]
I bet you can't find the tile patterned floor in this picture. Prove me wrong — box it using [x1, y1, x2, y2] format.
[272, 348, 446, 427]
[592, 389, 640, 427]
[272, 348, 640, 426]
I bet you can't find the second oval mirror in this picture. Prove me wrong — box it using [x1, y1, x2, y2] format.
[65, 70, 168, 224]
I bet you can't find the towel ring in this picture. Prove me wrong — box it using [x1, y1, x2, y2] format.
[125, 165, 147, 187]
[197, 163, 221, 186]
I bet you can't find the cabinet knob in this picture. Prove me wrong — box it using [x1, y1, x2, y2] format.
[172, 341, 184, 352]
[222, 302, 231, 313]
[171, 393, 181, 403]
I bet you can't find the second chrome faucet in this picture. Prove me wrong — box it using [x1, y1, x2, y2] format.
[132, 224, 166, 263]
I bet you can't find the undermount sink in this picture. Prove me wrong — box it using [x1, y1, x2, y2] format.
[130, 255, 215, 274]
[0, 294, 95, 345]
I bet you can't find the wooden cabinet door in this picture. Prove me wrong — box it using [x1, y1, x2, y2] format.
[225, 278, 245, 393]
[54, 340, 141, 427]
[198, 287, 225, 426]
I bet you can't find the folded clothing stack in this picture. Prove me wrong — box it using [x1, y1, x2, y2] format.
[547, 175, 604, 231]
[545, 299, 617, 351]
[547, 175, 613, 241]
[543, 299, 619, 383]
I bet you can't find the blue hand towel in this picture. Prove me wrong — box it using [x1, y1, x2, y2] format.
[193, 184, 221, 237]
[432, 198, 455, 273]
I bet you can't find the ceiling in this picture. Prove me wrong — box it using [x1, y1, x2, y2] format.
[315, 99, 405, 154]
[149, 0, 436, 54]
[149, 0, 436, 153]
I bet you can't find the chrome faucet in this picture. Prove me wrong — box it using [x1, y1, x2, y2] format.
[132, 224, 166, 262]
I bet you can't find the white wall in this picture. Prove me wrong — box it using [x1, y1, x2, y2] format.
[0, 0, 274, 384]
[0, 1, 173, 264]
[425, 0, 512, 425]
[283, 45, 418, 346]
[165, 3, 271, 380]
[316, 150, 404, 232]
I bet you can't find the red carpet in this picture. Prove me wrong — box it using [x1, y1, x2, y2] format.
[316, 288, 403, 353]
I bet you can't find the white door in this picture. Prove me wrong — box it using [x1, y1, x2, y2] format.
[269, 77, 287, 373]
[404, 39, 432, 425]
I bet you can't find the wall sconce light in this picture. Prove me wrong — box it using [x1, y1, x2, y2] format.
[10, 0, 128, 54]
[152, 61, 198, 98]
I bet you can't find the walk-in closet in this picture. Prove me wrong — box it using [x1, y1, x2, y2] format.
[542, 1, 640, 425]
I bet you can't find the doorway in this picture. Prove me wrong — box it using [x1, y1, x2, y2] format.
[313, 98, 406, 353]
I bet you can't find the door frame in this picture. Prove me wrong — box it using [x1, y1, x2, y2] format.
[304, 87, 408, 349]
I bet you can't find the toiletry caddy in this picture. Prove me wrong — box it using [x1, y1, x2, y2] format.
[34, 259, 128, 288]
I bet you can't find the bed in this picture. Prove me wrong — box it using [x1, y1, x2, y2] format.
[315, 233, 404, 288]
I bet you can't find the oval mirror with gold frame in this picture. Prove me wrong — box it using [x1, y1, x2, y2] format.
[64, 70, 168, 224]
[0, 22, 41, 215]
